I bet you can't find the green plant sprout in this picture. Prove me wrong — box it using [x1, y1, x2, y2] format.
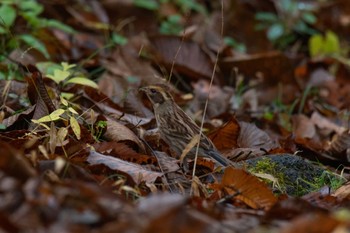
[45, 62, 98, 89]
[224, 37, 246, 53]
[94, 120, 107, 141]
[0, 0, 75, 59]
[0, 0, 75, 80]
[133, 0, 207, 35]
[159, 14, 183, 35]
[296, 170, 345, 196]
[31, 96, 82, 140]
[255, 0, 317, 49]
[249, 158, 287, 194]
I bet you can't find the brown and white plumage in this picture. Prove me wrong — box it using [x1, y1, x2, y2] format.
[140, 85, 231, 167]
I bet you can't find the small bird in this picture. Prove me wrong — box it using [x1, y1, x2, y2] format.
[140, 84, 232, 168]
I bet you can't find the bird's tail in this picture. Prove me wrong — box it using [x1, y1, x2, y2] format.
[208, 150, 234, 167]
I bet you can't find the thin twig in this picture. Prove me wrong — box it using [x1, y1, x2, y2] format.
[190, 0, 224, 196]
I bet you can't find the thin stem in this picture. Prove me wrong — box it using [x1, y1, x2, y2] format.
[190, 0, 224, 196]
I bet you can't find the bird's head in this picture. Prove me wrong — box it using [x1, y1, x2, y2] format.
[139, 85, 173, 106]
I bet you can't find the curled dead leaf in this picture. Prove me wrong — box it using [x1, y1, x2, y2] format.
[104, 118, 145, 152]
[220, 167, 277, 210]
[238, 121, 278, 150]
[87, 151, 162, 184]
[208, 117, 240, 151]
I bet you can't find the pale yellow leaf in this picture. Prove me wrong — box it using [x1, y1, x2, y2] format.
[60, 96, 68, 106]
[66, 77, 98, 89]
[70, 116, 81, 140]
[34, 109, 65, 123]
[68, 107, 78, 115]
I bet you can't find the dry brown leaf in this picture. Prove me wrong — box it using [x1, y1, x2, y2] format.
[2, 105, 36, 128]
[238, 121, 278, 150]
[104, 118, 145, 152]
[150, 35, 215, 80]
[92, 141, 157, 165]
[280, 213, 340, 233]
[265, 198, 325, 221]
[189, 80, 233, 118]
[137, 193, 222, 232]
[311, 111, 346, 135]
[208, 117, 240, 151]
[87, 151, 162, 184]
[325, 130, 350, 163]
[292, 114, 316, 140]
[0, 142, 37, 182]
[220, 51, 294, 84]
[333, 182, 350, 201]
[327, 130, 350, 153]
[153, 151, 180, 173]
[221, 167, 277, 210]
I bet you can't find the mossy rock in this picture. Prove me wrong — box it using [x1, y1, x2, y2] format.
[244, 154, 341, 196]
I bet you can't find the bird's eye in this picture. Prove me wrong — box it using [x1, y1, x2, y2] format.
[150, 88, 157, 94]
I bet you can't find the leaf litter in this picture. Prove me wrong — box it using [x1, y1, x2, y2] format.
[0, 0, 350, 232]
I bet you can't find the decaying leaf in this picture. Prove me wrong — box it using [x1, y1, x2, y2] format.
[238, 121, 278, 151]
[220, 167, 277, 210]
[0, 142, 36, 182]
[292, 114, 316, 140]
[326, 130, 350, 162]
[208, 117, 240, 151]
[150, 35, 215, 80]
[87, 151, 162, 184]
[104, 118, 145, 152]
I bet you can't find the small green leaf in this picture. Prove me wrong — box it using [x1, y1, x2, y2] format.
[96, 120, 107, 128]
[68, 107, 78, 115]
[19, 34, 50, 59]
[19, 0, 44, 16]
[267, 23, 284, 41]
[294, 21, 308, 33]
[61, 62, 76, 71]
[309, 34, 323, 57]
[302, 12, 317, 24]
[133, 0, 159, 10]
[36, 62, 61, 74]
[324, 31, 340, 55]
[0, 4, 16, 34]
[47, 69, 70, 84]
[44, 19, 76, 34]
[65, 77, 98, 89]
[34, 109, 65, 123]
[309, 31, 341, 58]
[255, 12, 278, 22]
[61, 92, 74, 100]
[112, 33, 128, 45]
[70, 116, 81, 140]
[60, 96, 68, 107]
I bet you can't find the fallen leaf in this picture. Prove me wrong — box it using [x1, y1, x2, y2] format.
[104, 118, 145, 152]
[87, 151, 162, 184]
[238, 121, 278, 150]
[221, 167, 277, 210]
[292, 114, 316, 140]
[208, 117, 240, 151]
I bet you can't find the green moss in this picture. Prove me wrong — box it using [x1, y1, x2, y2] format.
[246, 155, 346, 197]
[248, 157, 287, 194]
[298, 170, 346, 193]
